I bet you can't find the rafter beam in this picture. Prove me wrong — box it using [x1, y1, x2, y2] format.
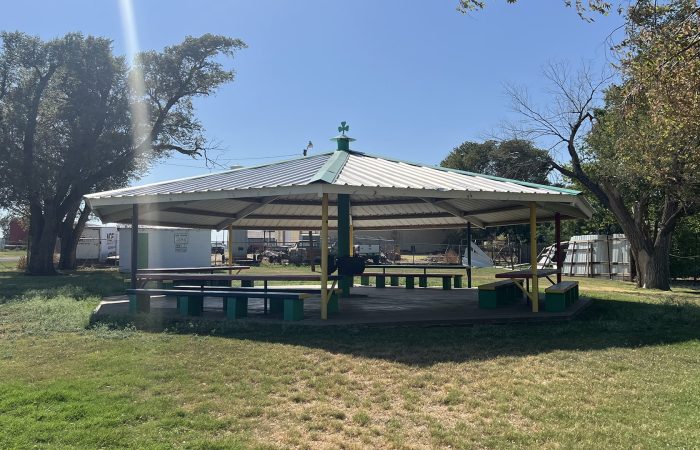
[215, 196, 279, 230]
[423, 198, 485, 228]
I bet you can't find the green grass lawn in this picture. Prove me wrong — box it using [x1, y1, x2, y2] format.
[1, 266, 699, 448]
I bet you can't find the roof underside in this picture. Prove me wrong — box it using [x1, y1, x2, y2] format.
[86, 150, 593, 230]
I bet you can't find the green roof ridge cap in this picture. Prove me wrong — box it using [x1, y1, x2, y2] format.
[309, 150, 351, 184]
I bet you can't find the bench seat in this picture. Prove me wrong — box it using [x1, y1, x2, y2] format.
[125, 288, 309, 321]
[176, 285, 342, 314]
[544, 281, 579, 312]
[477, 280, 522, 309]
[358, 272, 462, 290]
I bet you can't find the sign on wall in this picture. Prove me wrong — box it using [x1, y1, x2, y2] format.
[174, 231, 189, 252]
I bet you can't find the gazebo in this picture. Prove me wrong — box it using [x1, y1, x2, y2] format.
[86, 124, 593, 319]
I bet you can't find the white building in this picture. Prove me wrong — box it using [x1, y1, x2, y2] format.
[118, 226, 211, 273]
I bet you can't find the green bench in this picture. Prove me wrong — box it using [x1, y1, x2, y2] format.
[477, 280, 523, 309]
[177, 285, 342, 315]
[125, 288, 310, 321]
[359, 272, 463, 290]
[544, 281, 579, 312]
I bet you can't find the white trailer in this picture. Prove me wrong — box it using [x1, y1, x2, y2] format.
[76, 225, 118, 262]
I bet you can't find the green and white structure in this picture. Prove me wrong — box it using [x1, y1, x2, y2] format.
[86, 123, 594, 318]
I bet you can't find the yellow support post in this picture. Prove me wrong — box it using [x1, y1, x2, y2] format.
[530, 202, 539, 312]
[227, 225, 234, 275]
[349, 222, 354, 256]
[321, 193, 329, 320]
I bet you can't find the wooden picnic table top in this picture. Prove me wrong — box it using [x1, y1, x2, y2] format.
[136, 265, 249, 274]
[495, 269, 560, 279]
[364, 264, 466, 269]
[136, 273, 340, 281]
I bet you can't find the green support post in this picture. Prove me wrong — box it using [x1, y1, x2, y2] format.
[360, 275, 370, 286]
[337, 193, 351, 297]
[454, 275, 463, 288]
[419, 276, 428, 288]
[390, 275, 399, 287]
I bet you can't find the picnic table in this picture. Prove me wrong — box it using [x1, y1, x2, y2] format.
[134, 272, 341, 315]
[495, 268, 560, 291]
[364, 264, 467, 276]
[136, 265, 249, 274]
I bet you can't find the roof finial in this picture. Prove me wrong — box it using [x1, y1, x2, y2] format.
[331, 121, 355, 151]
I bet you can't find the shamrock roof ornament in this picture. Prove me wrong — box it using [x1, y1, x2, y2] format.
[331, 121, 356, 151]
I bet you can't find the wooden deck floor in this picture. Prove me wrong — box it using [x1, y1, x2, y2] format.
[95, 286, 591, 326]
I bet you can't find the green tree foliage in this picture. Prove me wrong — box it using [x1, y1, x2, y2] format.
[441, 139, 552, 184]
[457, 0, 620, 20]
[0, 32, 245, 274]
[509, 0, 700, 289]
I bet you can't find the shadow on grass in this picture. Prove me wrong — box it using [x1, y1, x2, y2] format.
[90, 295, 700, 366]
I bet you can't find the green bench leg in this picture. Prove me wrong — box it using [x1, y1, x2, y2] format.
[390, 275, 399, 287]
[454, 275, 463, 288]
[442, 276, 452, 290]
[405, 276, 415, 289]
[241, 280, 255, 288]
[419, 276, 427, 288]
[478, 290, 498, 309]
[360, 275, 370, 286]
[225, 296, 248, 319]
[177, 295, 203, 316]
[376, 275, 386, 288]
[129, 294, 150, 313]
[284, 298, 304, 321]
[327, 292, 339, 314]
[270, 298, 284, 315]
[545, 293, 567, 312]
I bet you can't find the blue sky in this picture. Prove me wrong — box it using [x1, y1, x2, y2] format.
[1, 0, 624, 186]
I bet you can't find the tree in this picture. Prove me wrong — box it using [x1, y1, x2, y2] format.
[441, 139, 552, 184]
[508, 1, 700, 289]
[0, 32, 246, 274]
[441, 139, 553, 258]
[457, 0, 623, 21]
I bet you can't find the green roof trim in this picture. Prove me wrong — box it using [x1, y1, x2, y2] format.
[309, 150, 351, 184]
[358, 151, 581, 195]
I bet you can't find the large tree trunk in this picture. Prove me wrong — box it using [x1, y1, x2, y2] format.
[58, 204, 91, 271]
[26, 204, 58, 275]
[634, 233, 672, 290]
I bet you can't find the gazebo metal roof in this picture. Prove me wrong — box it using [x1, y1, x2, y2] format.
[86, 146, 593, 231]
